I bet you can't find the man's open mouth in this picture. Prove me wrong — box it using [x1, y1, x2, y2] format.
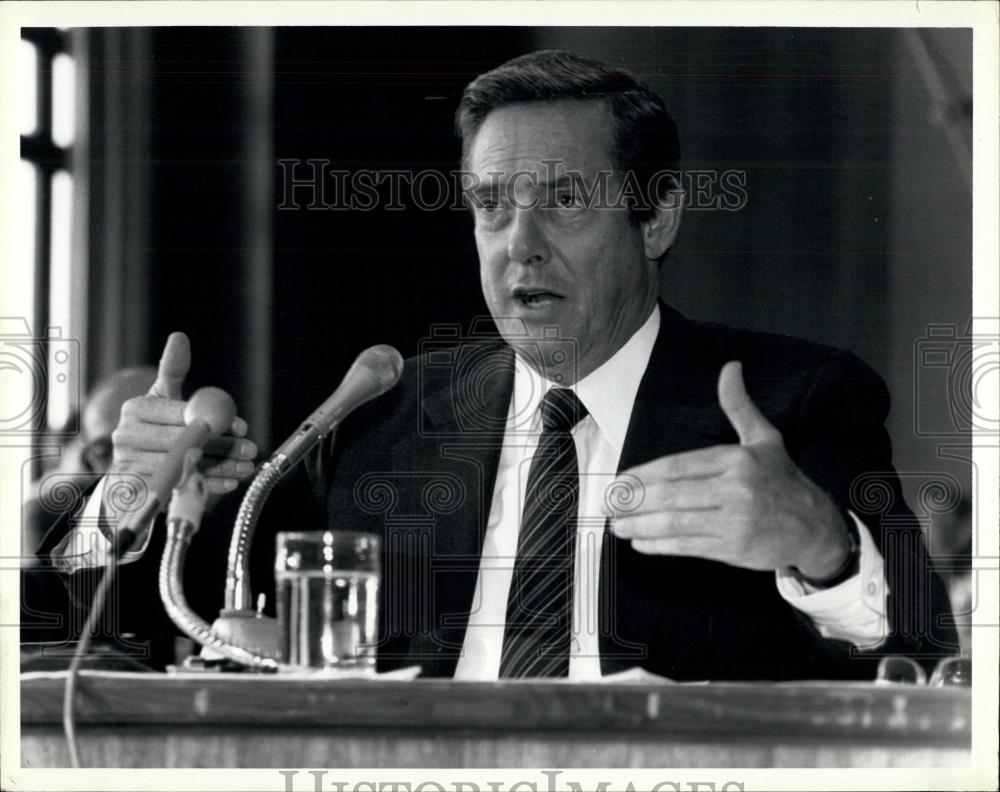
[513, 288, 565, 306]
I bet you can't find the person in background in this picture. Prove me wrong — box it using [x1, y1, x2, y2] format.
[21, 367, 156, 659]
[23, 366, 157, 559]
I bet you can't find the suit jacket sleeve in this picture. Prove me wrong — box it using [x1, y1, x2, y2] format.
[788, 349, 958, 670]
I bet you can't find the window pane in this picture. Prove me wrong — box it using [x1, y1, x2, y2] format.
[3, 161, 37, 318]
[48, 170, 75, 430]
[0, 162, 38, 436]
[19, 40, 38, 136]
[52, 52, 76, 148]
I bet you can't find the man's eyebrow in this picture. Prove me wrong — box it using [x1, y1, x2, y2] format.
[537, 173, 599, 189]
[469, 183, 501, 198]
[464, 172, 600, 200]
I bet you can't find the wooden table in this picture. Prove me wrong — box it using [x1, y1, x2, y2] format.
[20, 672, 971, 768]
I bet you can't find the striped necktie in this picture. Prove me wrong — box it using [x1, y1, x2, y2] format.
[500, 387, 588, 678]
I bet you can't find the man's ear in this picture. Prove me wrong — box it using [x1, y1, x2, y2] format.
[642, 189, 684, 260]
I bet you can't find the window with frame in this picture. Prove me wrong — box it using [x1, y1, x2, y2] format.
[18, 28, 82, 457]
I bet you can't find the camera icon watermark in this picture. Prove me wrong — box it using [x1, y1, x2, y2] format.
[0, 317, 80, 440]
[913, 319, 999, 437]
[417, 317, 580, 437]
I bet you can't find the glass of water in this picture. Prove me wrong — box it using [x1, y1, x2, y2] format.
[929, 655, 971, 687]
[875, 655, 928, 685]
[275, 531, 380, 673]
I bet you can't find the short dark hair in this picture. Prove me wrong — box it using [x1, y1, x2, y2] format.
[456, 49, 681, 223]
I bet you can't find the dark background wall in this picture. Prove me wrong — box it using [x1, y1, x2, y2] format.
[84, 27, 971, 526]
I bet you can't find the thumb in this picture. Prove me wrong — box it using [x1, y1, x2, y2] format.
[717, 361, 782, 446]
[148, 332, 191, 400]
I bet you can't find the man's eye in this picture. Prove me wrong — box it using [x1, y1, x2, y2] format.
[555, 192, 584, 209]
[473, 193, 504, 211]
[473, 196, 508, 225]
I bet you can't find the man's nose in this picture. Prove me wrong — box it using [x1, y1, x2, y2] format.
[507, 208, 549, 265]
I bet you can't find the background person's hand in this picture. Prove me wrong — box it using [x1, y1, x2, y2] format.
[106, 332, 258, 504]
[610, 361, 850, 579]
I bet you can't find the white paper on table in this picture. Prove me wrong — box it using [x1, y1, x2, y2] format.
[22, 666, 423, 682]
[598, 667, 710, 684]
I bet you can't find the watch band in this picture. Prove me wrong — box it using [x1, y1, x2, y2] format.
[792, 510, 861, 589]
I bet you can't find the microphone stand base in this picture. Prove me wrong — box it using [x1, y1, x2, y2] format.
[201, 609, 280, 663]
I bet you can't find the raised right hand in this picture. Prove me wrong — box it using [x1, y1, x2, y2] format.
[108, 332, 259, 501]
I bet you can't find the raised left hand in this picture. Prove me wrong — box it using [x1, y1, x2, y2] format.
[609, 361, 850, 578]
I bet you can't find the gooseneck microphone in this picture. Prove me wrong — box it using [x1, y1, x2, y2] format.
[114, 387, 237, 556]
[223, 345, 404, 613]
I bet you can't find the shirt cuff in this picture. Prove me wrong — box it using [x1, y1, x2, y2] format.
[775, 511, 888, 649]
[49, 476, 154, 574]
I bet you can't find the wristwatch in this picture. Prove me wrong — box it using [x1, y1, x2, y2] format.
[792, 509, 861, 589]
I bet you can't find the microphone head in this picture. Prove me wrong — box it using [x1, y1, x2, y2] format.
[184, 387, 237, 435]
[354, 345, 404, 393]
[310, 345, 404, 433]
[267, 344, 404, 470]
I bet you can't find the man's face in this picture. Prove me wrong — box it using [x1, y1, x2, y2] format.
[467, 100, 660, 384]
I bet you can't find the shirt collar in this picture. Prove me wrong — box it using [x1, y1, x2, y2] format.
[510, 305, 661, 453]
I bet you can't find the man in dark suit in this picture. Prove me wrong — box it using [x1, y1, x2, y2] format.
[40, 50, 955, 678]
[309, 302, 954, 680]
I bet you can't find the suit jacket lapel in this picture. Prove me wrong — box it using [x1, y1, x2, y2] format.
[600, 303, 737, 673]
[410, 341, 514, 675]
[419, 340, 515, 551]
[618, 303, 736, 472]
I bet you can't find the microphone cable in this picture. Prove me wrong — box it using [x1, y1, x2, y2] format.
[61, 541, 129, 768]
[62, 386, 238, 765]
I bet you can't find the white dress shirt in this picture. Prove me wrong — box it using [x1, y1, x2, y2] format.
[454, 306, 888, 681]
